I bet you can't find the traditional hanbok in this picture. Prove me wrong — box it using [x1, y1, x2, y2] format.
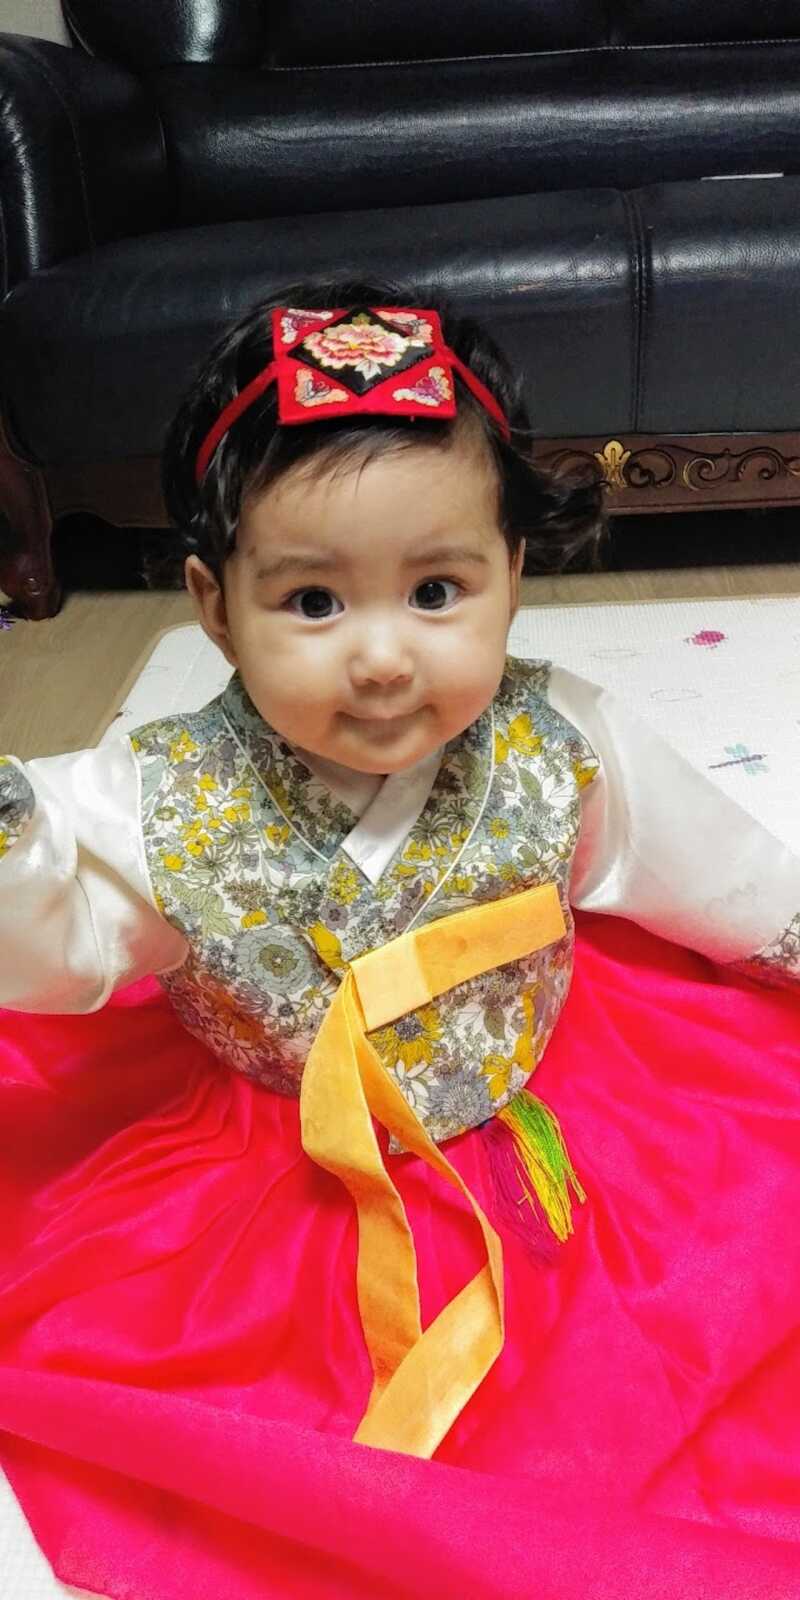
[1, 655, 799, 1598]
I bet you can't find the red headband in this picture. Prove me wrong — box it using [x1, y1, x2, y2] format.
[195, 304, 511, 483]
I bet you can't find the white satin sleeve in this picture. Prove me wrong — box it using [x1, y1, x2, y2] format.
[0, 741, 188, 1014]
[546, 664, 800, 973]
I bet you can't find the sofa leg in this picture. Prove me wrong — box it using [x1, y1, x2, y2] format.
[0, 422, 61, 620]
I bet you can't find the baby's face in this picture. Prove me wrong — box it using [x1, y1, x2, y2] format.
[187, 435, 523, 774]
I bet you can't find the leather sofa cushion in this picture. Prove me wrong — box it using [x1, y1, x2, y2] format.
[147, 46, 800, 229]
[263, 0, 606, 66]
[6, 175, 800, 465]
[62, 0, 608, 69]
[0, 190, 633, 462]
[64, 0, 800, 69]
[635, 179, 800, 433]
[618, 0, 800, 45]
[63, 0, 270, 68]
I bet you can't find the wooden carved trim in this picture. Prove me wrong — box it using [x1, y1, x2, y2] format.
[40, 431, 800, 531]
[535, 432, 800, 514]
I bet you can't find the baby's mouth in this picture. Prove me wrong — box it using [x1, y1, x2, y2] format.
[348, 706, 419, 725]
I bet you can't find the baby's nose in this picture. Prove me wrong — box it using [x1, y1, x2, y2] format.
[350, 628, 414, 687]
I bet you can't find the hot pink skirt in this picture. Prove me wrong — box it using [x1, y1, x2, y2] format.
[1, 911, 799, 1599]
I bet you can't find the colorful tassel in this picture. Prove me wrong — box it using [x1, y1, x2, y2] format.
[483, 1089, 586, 1259]
[481, 1117, 561, 1265]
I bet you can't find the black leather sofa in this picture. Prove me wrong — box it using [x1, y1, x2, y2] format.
[2, 0, 800, 618]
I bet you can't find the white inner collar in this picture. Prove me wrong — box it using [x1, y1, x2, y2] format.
[289, 742, 444, 884]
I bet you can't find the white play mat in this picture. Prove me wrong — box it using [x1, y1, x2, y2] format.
[98, 595, 800, 850]
[4, 590, 800, 1598]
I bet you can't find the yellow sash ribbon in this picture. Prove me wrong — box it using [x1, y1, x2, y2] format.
[299, 882, 566, 1458]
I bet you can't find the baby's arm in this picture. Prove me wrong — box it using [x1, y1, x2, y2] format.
[547, 665, 800, 986]
[0, 741, 187, 1013]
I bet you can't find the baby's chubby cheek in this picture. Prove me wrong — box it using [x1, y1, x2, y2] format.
[444, 651, 507, 722]
[272, 694, 333, 744]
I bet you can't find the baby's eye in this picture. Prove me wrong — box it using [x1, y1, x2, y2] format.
[286, 588, 343, 620]
[410, 579, 461, 611]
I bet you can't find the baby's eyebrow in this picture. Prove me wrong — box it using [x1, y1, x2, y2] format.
[254, 552, 337, 581]
[405, 543, 491, 569]
[249, 544, 489, 582]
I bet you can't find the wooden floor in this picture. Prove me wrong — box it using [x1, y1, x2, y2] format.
[3, 561, 800, 759]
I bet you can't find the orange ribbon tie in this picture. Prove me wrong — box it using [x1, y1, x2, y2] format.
[299, 882, 566, 1457]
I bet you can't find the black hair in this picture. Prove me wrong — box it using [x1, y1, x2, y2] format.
[160, 277, 607, 586]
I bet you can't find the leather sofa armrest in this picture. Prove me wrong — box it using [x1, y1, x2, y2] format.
[0, 34, 170, 292]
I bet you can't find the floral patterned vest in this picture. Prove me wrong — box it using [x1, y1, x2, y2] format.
[131, 656, 599, 1145]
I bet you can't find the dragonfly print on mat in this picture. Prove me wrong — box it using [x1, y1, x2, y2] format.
[708, 744, 768, 777]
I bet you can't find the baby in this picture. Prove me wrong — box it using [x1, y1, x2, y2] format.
[2, 279, 799, 1455]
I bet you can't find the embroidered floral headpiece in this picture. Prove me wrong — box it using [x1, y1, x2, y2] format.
[195, 304, 511, 483]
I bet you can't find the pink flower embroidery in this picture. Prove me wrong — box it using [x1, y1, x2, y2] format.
[392, 367, 453, 408]
[685, 629, 727, 649]
[303, 320, 409, 381]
